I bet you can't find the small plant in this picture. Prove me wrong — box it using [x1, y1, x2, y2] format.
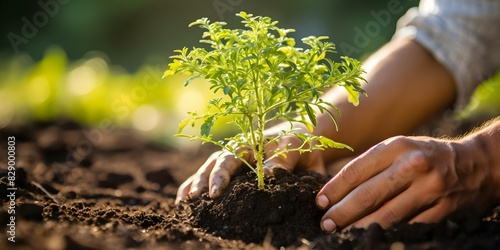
[165, 11, 365, 189]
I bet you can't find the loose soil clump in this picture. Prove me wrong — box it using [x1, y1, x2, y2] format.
[189, 169, 328, 246]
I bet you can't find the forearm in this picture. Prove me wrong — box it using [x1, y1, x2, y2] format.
[314, 39, 456, 163]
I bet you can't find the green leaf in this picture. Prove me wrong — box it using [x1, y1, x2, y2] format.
[303, 121, 314, 133]
[177, 119, 190, 133]
[304, 103, 317, 126]
[238, 11, 249, 19]
[223, 85, 230, 95]
[345, 85, 360, 106]
[168, 12, 365, 190]
[241, 55, 257, 62]
[188, 18, 208, 27]
[201, 115, 216, 136]
[317, 136, 353, 151]
[184, 74, 199, 87]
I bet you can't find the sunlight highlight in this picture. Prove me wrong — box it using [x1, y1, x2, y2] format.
[132, 105, 160, 131]
[68, 65, 98, 95]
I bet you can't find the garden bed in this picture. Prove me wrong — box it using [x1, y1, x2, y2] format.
[1, 120, 499, 249]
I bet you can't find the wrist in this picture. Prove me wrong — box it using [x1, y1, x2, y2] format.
[458, 123, 500, 205]
[477, 128, 500, 204]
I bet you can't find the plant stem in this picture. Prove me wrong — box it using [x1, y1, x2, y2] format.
[252, 55, 267, 189]
[246, 101, 265, 189]
[255, 141, 265, 189]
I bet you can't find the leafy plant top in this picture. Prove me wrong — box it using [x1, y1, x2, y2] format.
[165, 11, 365, 189]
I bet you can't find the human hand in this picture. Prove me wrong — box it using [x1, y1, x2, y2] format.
[315, 135, 499, 233]
[175, 127, 327, 204]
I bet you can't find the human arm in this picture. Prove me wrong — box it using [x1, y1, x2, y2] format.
[316, 117, 500, 233]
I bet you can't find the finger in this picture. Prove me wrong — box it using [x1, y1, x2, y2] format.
[209, 149, 251, 197]
[319, 162, 412, 232]
[409, 200, 454, 224]
[319, 150, 431, 232]
[316, 136, 410, 209]
[343, 161, 442, 231]
[175, 176, 193, 204]
[187, 152, 219, 199]
[349, 186, 432, 229]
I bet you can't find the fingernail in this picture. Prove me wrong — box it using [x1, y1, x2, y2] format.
[322, 218, 337, 233]
[317, 194, 329, 209]
[210, 184, 218, 197]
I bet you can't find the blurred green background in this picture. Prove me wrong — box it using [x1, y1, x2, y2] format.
[1, 0, 499, 146]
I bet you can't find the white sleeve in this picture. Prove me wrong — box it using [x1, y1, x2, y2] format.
[393, 0, 500, 111]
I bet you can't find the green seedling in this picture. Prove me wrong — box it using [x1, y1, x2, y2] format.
[165, 11, 365, 189]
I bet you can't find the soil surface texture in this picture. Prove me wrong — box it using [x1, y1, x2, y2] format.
[0, 120, 499, 250]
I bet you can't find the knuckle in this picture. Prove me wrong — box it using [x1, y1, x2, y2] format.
[378, 207, 400, 228]
[398, 151, 430, 177]
[217, 161, 233, 171]
[339, 164, 361, 186]
[196, 169, 211, 180]
[369, 136, 408, 154]
[388, 136, 420, 154]
[191, 175, 207, 189]
[408, 151, 430, 170]
[427, 173, 446, 193]
[355, 187, 377, 209]
[217, 157, 242, 175]
[388, 136, 410, 148]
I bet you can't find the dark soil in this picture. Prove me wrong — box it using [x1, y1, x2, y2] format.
[190, 168, 329, 247]
[0, 120, 499, 250]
